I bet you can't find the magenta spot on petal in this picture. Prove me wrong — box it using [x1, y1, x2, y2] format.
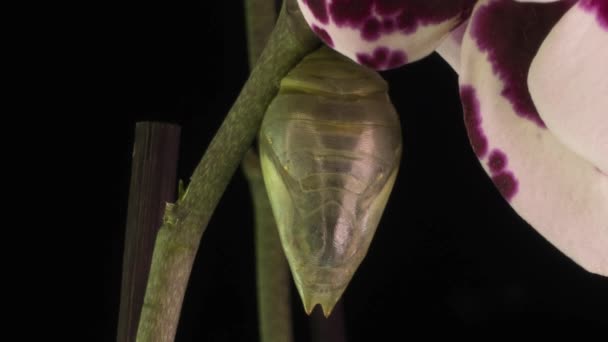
[488, 149, 507, 174]
[303, 0, 329, 24]
[387, 50, 406, 69]
[376, 0, 477, 24]
[391, 0, 476, 32]
[329, 0, 374, 27]
[374, 0, 407, 16]
[312, 25, 334, 47]
[329, 0, 475, 34]
[356, 46, 407, 70]
[373, 46, 388, 63]
[492, 171, 519, 202]
[460, 85, 488, 158]
[470, 0, 576, 127]
[396, 11, 418, 33]
[579, 0, 608, 31]
[362, 17, 381, 41]
[357, 54, 375, 69]
[382, 18, 395, 33]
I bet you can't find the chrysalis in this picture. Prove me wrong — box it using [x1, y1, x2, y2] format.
[259, 47, 402, 316]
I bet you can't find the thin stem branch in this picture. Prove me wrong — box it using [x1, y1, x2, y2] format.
[243, 151, 294, 342]
[135, 1, 319, 340]
[245, 0, 277, 67]
[117, 123, 181, 342]
[243, 0, 294, 341]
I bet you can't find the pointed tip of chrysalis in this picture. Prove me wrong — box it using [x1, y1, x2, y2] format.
[298, 282, 345, 318]
[321, 303, 334, 318]
[303, 301, 315, 316]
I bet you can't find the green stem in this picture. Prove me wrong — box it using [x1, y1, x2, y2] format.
[135, 1, 319, 341]
[245, 0, 277, 67]
[243, 0, 294, 341]
[243, 151, 294, 342]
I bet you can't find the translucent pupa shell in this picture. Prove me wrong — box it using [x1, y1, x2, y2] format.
[259, 47, 402, 316]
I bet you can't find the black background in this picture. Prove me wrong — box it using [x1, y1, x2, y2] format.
[73, 0, 608, 340]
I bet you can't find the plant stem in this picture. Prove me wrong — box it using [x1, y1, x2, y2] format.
[243, 151, 294, 342]
[117, 122, 181, 342]
[243, 0, 294, 341]
[245, 0, 277, 67]
[135, 1, 319, 341]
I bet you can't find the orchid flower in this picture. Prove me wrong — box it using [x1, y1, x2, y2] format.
[296, 0, 608, 276]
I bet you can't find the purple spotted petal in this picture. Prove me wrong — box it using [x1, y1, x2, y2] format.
[297, 0, 477, 70]
[460, 0, 608, 275]
[528, 0, 608, 173]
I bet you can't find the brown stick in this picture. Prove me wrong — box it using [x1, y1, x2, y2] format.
[117, 122, 181, 342]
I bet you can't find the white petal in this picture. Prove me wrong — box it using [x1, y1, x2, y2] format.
[529, 1, 608, 173]
[435, 20, 468, 74]
[460, 0, 608, 275]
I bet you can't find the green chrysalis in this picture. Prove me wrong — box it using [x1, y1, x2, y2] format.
[259, 47, 402, 316]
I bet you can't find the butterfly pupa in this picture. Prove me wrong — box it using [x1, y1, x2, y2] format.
[259, 46, 402, 316]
